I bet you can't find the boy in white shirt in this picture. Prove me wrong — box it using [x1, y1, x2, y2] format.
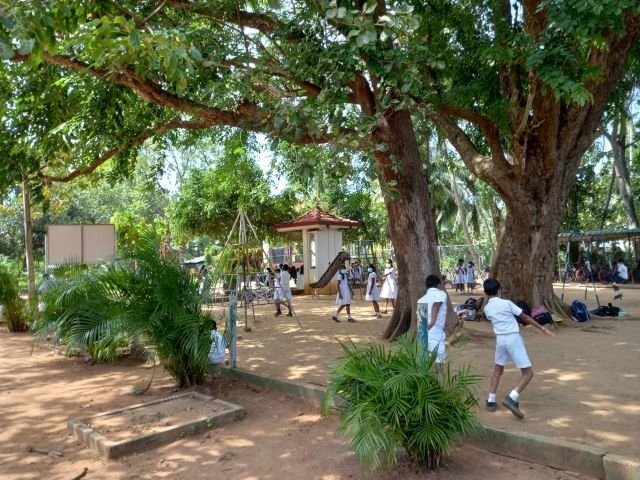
[612, 258, 629, 300]
[274, 265, 293, 317]
[416, 274, 449, 367]
[483, 278, 555, 419]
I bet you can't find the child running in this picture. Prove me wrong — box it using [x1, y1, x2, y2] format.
[483, 278, 555, 419]
[416, 274, 449, 369]
[365, 263, 382, 318]
[332, 265, 355, 323]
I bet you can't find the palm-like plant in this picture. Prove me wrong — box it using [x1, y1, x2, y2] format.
[321, 334, 480, 471]
[34, 230, 212, 388]
[0, 262, 28, 332]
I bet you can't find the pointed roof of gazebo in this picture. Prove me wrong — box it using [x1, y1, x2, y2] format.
[273, 206, 360, 232]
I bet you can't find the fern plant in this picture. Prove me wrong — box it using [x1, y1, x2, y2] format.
[0, 262, 28, 332]
[321, 334, 480, 471]
[33, 230, 212, 388]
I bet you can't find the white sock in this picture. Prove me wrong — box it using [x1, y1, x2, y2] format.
[509, 390, 520, 402]
[488, 393, 496, 403]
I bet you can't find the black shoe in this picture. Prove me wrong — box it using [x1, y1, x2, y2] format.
[287, 312, 293, 317]
[486, 401, 497, 412]
[331, 316, 340, 323]
[347, 317, 356, 323]
[614, 293, 623, 300]
[274, 311, 282, 317]
[502, 395, 524, 419]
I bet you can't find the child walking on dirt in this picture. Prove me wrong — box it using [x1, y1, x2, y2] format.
[274, 265, 293, 317]
[454, 259, 466, 294]
[332, 265, 355, 323]
[380, 259, 398, 313]
[365, 263, 382, 318]
[483, 278, 555, 419]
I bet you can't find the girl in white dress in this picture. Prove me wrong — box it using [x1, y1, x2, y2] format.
[454, 259, 466, 294]
[380, 259, 398, 313]
[365, 263, 382, 318]
[332, 266, 355, 323]
[465, 261, 475, 293]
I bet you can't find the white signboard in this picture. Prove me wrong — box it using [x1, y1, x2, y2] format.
[46, 224, 116, 265]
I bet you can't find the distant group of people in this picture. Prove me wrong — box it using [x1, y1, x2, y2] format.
[331, 259, 398, 322]
[453, 259, 476, 294]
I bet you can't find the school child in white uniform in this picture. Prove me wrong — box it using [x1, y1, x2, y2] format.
[465, 261, 475, 293]
[380, 259, 398, 313]
[332, 266, 355, 323]
[483, 278, 555, 419]
[416, 274, 449, 367]
[612, 258, 629, 300]
[274, 265, 293, 317]
[365, 263, 382, 318]
[454, 259, 466, 294]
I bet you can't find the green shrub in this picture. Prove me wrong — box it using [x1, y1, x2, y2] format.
[33, 230, 212, 388]
[0, 262, 28, 332]
[321, 334, 480, 471]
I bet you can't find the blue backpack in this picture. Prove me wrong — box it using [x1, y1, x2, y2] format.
[571, 300, 590, 322]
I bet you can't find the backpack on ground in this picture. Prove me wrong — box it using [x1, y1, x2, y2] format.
[571, 300, 590, 322]
[533, 312, 555, 326]
[531, 305, 555, 327]
[590, 303, 621, 317]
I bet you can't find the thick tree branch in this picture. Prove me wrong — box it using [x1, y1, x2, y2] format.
[12, 52, 336, 145]
[41, 119, 212, 184]
[428, 112, 512, 187]
[560, 13, 640, 163]
[166, 0, 283, 33]
[346, 73, 376, 115]
[437, 104, 508, 165]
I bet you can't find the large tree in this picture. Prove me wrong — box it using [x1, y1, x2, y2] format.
[2, 1, 442, 337]
[1, 1, 639, 330]
[424, 1, 640, 312]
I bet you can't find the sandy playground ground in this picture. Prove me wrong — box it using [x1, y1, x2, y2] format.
[0, 281, 636, 479]
[225, 282, 640, 459]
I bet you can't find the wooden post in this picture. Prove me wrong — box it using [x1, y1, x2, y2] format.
[228, 292, 237, 369]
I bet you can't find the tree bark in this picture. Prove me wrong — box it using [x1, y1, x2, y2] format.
[610, 113, 639, 228]
[448, 168, 481, 267]
[22, 179, 36, 301]
[372, 109, 445, 340]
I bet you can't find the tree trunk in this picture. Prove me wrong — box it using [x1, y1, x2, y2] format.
[492, 183, 570, 316]
[22, 179, 36, 301]
[611, 113, 639, 228]
[372, 110, 444, 340]
[448, 168, 481, 267]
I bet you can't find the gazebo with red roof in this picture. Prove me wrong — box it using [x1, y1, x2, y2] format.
[273, 207, 360, 294]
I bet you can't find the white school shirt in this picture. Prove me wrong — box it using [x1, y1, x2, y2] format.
[416, 288, 448, 337]
[616, 263, 629, 280]
[483, 297, 522, 335]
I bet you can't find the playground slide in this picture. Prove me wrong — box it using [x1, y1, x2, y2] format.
[309, 251, 351, 289]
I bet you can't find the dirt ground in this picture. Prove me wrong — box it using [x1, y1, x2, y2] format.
[221, 282, 640, 459]
[0, 327, 593, 479]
